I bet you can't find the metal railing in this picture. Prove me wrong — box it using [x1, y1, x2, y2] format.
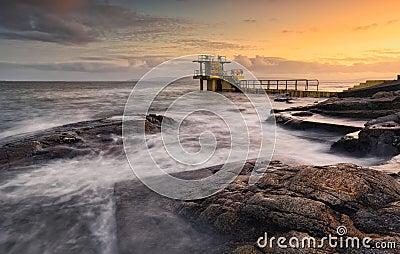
[194, 55, 230, 63]
[194, 70, 232, 77]
[194, 70, 206, 76]
[239, 79, 319, 91]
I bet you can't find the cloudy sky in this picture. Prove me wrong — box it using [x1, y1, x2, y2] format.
[1, 0, 400, 81]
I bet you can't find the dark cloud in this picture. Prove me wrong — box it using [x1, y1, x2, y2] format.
[79, 56, 116, 61]
[126, 56, 167, 67]
[80, 55, 168, 67]
[243, 19, 257, 23]
[0, 54, 169, 74]
[354, 23, 378, 31]
[353, 20, 397, 31]
[0, 61, 131, 73]
[0, 29, 97, 45]
[386, 19, 398, 25]
[0, 0, 95, 44]
[0, 0, 189, 45]
[177, 39, 244, 51]
[281, 29, 303, 34]
[233, 55, 400, 78]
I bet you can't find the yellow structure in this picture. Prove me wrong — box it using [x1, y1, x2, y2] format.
[347, 80, 391, 91]
[193, 55, 243, 92]
[204, 77, 237, 92]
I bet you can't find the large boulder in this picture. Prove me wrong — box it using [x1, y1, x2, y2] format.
[332, 113, 400, 157]
[176, 162, 400, 253]
[272, 112, 360, 133]
[115, 161, 400, 253]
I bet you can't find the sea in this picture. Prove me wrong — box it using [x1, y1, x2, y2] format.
[0, 80, 389, 253]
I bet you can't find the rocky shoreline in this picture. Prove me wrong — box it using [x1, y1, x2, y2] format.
[115, 160, 400, 253]
[0, 111, 399, 253]
[273, 91, 400, 119]
[272, 91, 400, 159]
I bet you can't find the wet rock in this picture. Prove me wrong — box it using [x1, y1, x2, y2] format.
[372, 91, 397, 99]
[372, 155, 400, 181]
[232, 245, 263, 254]
[331, 131, 361, 154]
[0, 115, 172, 170]
[275, 95, 400, 119]
[273, 112, 360, 134]
[173, 162, 400, 253]
[115, 161, 400, 253]
[365, 112, 400, 127]
[274, 94, 293, 103]
[274, 95, 400, 157]
[291, 111, 313, 117]
[332, 113, 400, 157]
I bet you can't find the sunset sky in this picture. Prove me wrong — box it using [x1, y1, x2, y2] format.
[1, 0, 400, 81]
